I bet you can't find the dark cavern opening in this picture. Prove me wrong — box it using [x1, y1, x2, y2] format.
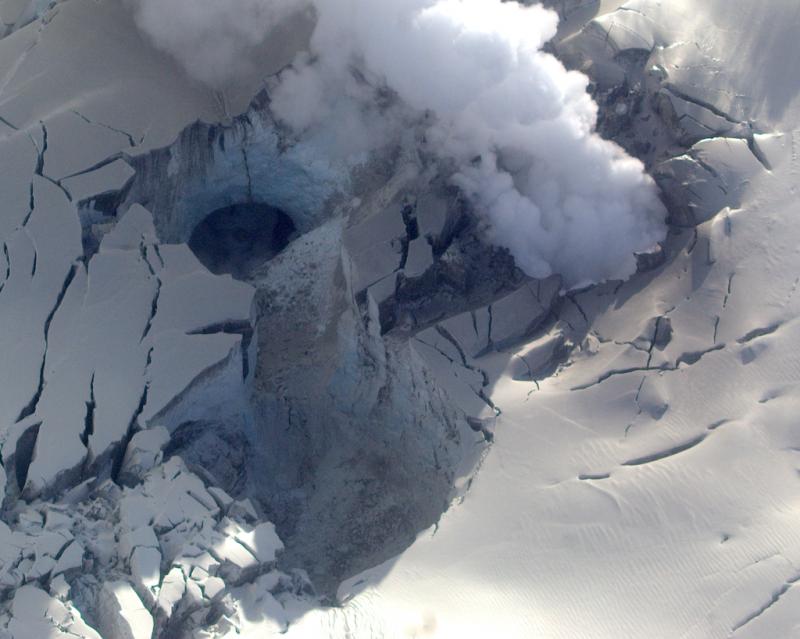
[188, 202, 297, 279]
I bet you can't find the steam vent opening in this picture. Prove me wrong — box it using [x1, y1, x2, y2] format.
[188, 202, 297, 279]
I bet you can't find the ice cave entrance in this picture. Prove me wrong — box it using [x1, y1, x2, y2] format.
[188, 202, 296, 279]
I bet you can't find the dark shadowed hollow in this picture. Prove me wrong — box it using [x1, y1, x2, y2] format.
[188, 203, 297, 279]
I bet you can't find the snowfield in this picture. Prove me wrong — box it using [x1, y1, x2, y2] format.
[0, 0, 798, 637]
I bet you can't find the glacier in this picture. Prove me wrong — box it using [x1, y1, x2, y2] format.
[0, 0, 798, 637]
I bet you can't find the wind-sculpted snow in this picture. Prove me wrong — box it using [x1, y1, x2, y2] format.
[128, 0, 666, 287]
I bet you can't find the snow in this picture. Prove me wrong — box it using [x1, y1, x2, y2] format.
[118, 426, 170, 486]
[0, 192, 258, 497]
[655, 137, 766, 226]
[146, 245, 254, 335]
[141, 330, 244, 425]
[97, 581, 153, 639]
[129, 546, 161, 598]
[0, 0, 797, 637]
[403, 237, 434, 279]
[0, 0, 234, 151]
[9, 585, 101, 639]
[53, 541, 84, 577]
[61, 158, 135, 205]
[40, 110, 132, 181]
[342, 198, 407, 293]
[282, 2, 800, 637]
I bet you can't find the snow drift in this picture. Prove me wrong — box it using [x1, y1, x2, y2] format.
[127, 0, 667, 286]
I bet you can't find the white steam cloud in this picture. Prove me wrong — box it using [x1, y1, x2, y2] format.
[126, 0, 302, 86]
[128, 0, 667, 287]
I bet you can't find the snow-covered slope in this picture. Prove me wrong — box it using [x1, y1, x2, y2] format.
[285, 2, 800, 637]
[0, 0, 798, 637]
